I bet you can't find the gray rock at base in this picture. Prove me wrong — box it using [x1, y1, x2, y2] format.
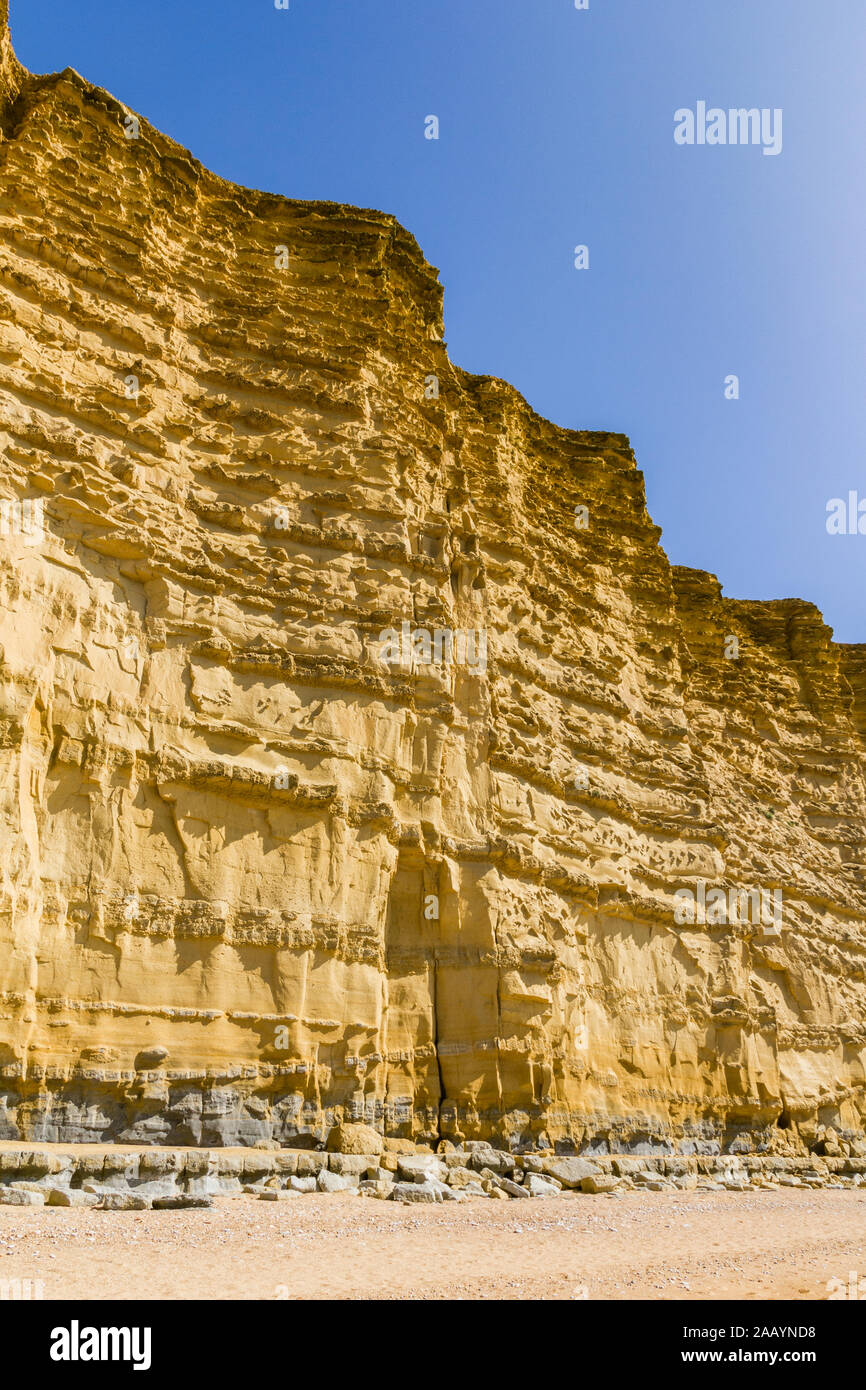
[539, 1157, 601, 1189]
[359, 1180, 394, 1198]
[130, 1180, 184, 1201]
[496, 1176, 531, 1199]
[360, 1168, 389, 1184]
[526, 1174, 561, 1198]
[519, 1156, 546, 1174]
[46, 1188, 99, 1207]
[427, 1179, 461, 1202]
[497, 1178, 530, 1200]
[0, 1188, 45, 1205]
[185, 1176, 223, 1198]
[97, 1192, 151, 1210]
[444, 1166, 476, 1189]
[201, 1174, 243, 1194]
[390, 1181, 442, 1204]
[581, 1175, 620, 1194]
[137, 1153, 182, 1178]
[0, 1152, 72, 1180]
[152, 1195, 213, 1209]
[327, 1153, 373, 1177]
[295, 1153, 329, 1176]
[272, 1153, 300, 1177]
[317, 1168, 359, 1193]
[288, 1175, 317, 1193]
[396, 1155, 447, 1184]
[465, 1148, 512, 1175]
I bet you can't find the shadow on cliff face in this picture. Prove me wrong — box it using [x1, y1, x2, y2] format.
[384, 847, 444, 1141]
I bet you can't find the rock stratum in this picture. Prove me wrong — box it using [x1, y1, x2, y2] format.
[0, 6, 865, 1157]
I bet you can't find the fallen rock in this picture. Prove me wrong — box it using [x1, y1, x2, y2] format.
[295, 1153, 329, 1176]
[540, 1158, 601, 1189]
[526, 1174, 561, 1198]
[359, 1180, 394, 1198]
[396, 1155, 448, 1184]
[326, 1124, 384, 1156]
[466, 1148, 512, 1175]
[428, 1180, 462, 1202]
[317, 1169, 359, 1193]
[446, 1166, 479, 1189]
[46, 1189, 99, 1207]
[359, 1167, 389, 1184]
[152, 1195, 214, 1209]
[382, 1139, 418, 1156]
[288, 1176, 318, 1193]
[581, 1175, 620, 1194]
[391, 1181, 442, 1204]
[497, 1177, 531, 1199]
[520, 1156, 547, 1174]
[0, 1188, 45, 1205]
[97, 1192, 151, 1210]
[327, 1153, 373, 1177]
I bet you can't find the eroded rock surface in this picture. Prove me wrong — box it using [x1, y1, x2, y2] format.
[0, 6, 865, 1154]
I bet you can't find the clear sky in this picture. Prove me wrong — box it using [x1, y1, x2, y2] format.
[11, 0, 866, 641]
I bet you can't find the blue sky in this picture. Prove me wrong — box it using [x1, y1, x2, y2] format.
[11, 0, 865, 641]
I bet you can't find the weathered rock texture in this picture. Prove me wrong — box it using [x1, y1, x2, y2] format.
[1, 9, 865, 1154]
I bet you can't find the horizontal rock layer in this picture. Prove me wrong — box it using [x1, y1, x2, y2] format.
[0, 1141, 864, 1205]
[0, 10, 864, 1154]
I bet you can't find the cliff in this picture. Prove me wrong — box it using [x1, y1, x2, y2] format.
[1, 6, 865, 1155]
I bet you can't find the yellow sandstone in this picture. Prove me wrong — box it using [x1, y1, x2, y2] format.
[0, 5, 864, 1156]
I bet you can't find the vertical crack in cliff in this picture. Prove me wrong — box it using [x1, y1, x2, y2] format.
[431, 950, 445, 1145]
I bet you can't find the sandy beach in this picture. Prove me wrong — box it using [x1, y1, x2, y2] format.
[1, 1188, 864, 1302]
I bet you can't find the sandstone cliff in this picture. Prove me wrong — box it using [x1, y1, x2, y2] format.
[1, 7, 864, 1155]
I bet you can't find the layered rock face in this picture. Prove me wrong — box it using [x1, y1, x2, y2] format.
[1, 9, 865, 1154]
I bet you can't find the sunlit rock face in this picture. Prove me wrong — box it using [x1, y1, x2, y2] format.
[1, 7, 864, 1154]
